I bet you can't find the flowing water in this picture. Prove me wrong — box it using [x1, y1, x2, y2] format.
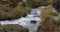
[0, 6, 45, 32]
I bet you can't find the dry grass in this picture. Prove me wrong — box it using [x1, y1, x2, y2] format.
[0, 4, 32, 20]
[0, 0, 53, 20]
[0, 24, 29, 32]
[38, 5, 60, 32]
[41, 5, 53, 22]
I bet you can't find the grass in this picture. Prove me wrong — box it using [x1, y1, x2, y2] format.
[38, 5, 60, 32]
[0, 0, 53, 20]
[0, 4, 32, 20]
[0, 24, 29, 32]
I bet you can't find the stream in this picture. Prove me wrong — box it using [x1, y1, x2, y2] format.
[0, 6, 45, 32]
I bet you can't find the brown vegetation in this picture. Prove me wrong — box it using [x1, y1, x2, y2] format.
[38, 4, 60, 32]
[0, 0, 53, 20]
[0, 24, 29, 32]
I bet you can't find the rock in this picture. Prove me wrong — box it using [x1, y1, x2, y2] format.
[0, 24, 29, 32]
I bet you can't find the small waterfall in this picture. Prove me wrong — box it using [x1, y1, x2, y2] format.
[0, 6, 45, 32]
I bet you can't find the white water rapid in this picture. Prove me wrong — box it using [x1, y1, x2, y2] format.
[0, 6, 45, 32]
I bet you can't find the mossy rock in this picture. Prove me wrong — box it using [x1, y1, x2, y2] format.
[0, 24, 29, 32]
